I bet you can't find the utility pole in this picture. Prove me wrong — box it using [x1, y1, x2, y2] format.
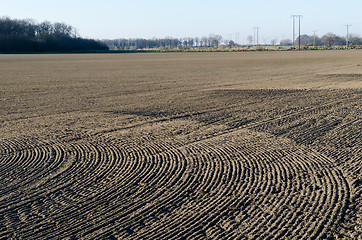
[253, 27, 260, 46]
[291, 15, 303, 49]
[298, 15, 302, 49]
[313, 30, 317, 48]
[291, 16, 296, 48]
[345, 24, 351, 48]
[253, 28, 256, 46]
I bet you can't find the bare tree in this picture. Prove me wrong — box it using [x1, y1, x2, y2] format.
[270, 37, 278, 46]
[280, 39, 292, 46]
[195, 37, 200, 47]
[53, 22, 74, 37]
[247, 35, 253, 46]
[187, 37, 194, 48]
[208, 34, 222, 48]
[349, 34, 362, 45]
[37, 21, 54, 36]
[201, 36, 208, 47]
[322, 32, 337, 47]
[227, 40, 236, 48]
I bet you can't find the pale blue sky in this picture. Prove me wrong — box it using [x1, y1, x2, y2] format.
[2, 0, 362, 43]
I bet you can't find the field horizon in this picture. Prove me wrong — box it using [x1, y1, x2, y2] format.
[0, 51, 361, 239]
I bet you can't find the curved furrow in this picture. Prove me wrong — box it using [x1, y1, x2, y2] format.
[184, 146, 249, 240]
[189, 153, 248, 238]
[238, 149, 294, 237]
[54, 140, 189, 239]
[125, 147, 208, 239]
[276, 165, 321, 237]
[138, 138, 248, 239]
[263, 154, 323, 238]
[0, 118, 354, 239]
[7, 141, 110, 238]
[240, 150, 288, 238]
[0, 144, 67, 209]
[0, 145, 76, 237]
[85, 145, 193, 239]
[278, 152, 342, 237]
[308, 163, 347, 239]
[198, 131, 349, 240]
[27, 142, 133, 239]
[124, 143, 213, 239]
[186, 140, 280, 239]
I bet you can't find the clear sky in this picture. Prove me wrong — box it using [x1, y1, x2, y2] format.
[2, 0, 362, 44]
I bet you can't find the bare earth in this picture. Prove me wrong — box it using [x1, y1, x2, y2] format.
[0, 51, 361, 239]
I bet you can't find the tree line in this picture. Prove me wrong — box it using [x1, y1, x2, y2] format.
[292, 33, 362, 47]
[3, 17, 361, 52]
[0, 17, 108, 52]
[104, 33, 362, 50]
[102, 34, 224, 50]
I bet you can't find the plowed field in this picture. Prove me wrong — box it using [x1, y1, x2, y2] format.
[0, 51, 361, 239]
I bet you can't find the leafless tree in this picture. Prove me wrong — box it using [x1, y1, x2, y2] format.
[279, 39, 292, 46]
[201, 36, 208, 47]
[349, 34, 362, 45]
[208, 34, 222, 48]
[270, 37, 278, 46]
[322, 32, 337, 47]
[247, 35, 253, 45]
